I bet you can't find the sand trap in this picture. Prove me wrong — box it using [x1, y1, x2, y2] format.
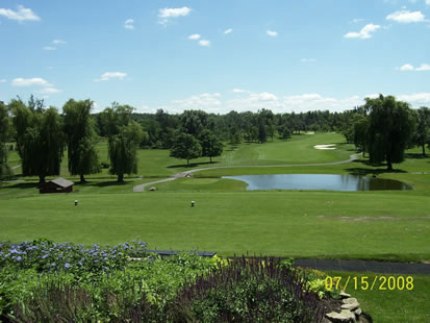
[314, 144, 336, 150]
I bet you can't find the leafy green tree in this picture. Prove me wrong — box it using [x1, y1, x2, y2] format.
[63, 99, 100, 183]
[0, 101, 10, 178]
[179, 110, 208, 138]
[102, 104, 143, 182]
[365, 95, 415, 170]
[108, 123, 143, 183]
[353, 115, 369, 156]
[200, 130, 223, 163]
[170, 132, 202, 165]
[413, 107, 430, 156]
[11, 99, 65, 184]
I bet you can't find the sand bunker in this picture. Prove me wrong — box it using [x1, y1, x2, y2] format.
[314, 144, 336, 150]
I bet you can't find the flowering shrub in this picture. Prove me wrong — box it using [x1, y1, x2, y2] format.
[0, 239, 147, 273]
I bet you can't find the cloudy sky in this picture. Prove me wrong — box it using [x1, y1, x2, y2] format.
[1, 0, 429, 113]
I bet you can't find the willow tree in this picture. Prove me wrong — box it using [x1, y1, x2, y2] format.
[365, 95, 415, 170]
[101, 104, 143, 182]
[0, 101, 10, 178]
[11, 99, 64, 185]
[108, 121, 143, 182]
[63, 99, 100, 183]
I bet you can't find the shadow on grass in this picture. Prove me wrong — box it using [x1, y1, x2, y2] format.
[336, 143, 356, 152]
[405, 153, 429, 159]
[167, 161, 220, 169]
[1, 182, 38, 189]
[345, 160, 407, 175]
[75, 180, 129, 188]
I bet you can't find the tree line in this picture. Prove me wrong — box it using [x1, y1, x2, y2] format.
[1, 94, 429, 184]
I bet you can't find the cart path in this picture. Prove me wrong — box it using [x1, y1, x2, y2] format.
[133, 153, 360, 192]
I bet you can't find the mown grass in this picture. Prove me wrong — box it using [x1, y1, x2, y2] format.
[1, 132, 429, 322]
[0, 191, 429, 262]
[326, 271, 430, 323]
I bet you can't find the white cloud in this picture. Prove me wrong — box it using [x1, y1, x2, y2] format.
[232, 88, 248, 94]
[43, 39, 67, 51]
[158, 7, 191, 24]
[153, 91, 430, 114]
[96, 72, 127, 81]
[198, 39, 211, 47]
[124, 18, 135, 30]
[426, 0, 430, 5]
[266, 30, 278, 37]
[351, 18, 365, 24]
[43, 46, 56, 51]
[386, 10, 425, 23]
[171, 93, 222, 113]
[300, 58, 316, 63]
[398, 92, 430, 105]
[0, 5, 40, 22]
[250, 92, 278, 102]
[52, 39, 66, 45]
[224, 28, 233, 35]
[416, 64, 430, 71]
[11, 77, 60, 95]
[12, 77, 50, 87]
[39, 87, 61, 94]
[399, 63, 430, 71]
[344, 23, 381, 39]
[188, 33, 201, 40]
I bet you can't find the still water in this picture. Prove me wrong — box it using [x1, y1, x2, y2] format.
[222, 174, 411, 191]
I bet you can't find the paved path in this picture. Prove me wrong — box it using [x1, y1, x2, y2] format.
[133, 153, 360, 192]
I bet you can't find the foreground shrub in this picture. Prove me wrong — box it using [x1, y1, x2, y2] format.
[168, 257, 339, 322]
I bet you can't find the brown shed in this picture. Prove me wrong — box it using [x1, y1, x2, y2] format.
[39, 177, 74, 194]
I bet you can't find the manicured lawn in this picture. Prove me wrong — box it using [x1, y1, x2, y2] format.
[1, 132, 430, 321]
[1, 191, 428, 261]
[326, 272, 430, 323]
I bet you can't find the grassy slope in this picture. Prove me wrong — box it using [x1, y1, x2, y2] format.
[1, 191, 429, 261]
[2, 132, 430, 321]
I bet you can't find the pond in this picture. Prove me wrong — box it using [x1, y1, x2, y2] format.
[222, 174, 411, 191]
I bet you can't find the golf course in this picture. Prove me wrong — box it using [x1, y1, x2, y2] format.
[1, 132, 429, 321]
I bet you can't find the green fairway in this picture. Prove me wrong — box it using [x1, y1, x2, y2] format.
[1, 191, 429, 261]
[1, 132, 430, 322]
[1, 132, 429, 263]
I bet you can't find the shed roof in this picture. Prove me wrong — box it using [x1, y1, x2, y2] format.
[50, 177, 74, 188]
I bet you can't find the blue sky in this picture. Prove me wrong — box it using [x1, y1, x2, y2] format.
[0, 0, 429, 113]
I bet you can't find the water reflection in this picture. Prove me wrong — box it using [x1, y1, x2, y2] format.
[222, 174, 411, 191]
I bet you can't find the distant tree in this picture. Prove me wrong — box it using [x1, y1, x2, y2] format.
[11, 99, 64, 185]
[365, 95, 415, 170]
[170, 132, 202, 165]
[108, 122, 143, 183]
[102, 104, 143, 182]
[0, 101, 10, 178]
[413, 107, 430, 156]
[200, 130, 223, 163]
[353, 115, 369, 156]
[179, 110, 208, 138]
[63, 99, 100, 183]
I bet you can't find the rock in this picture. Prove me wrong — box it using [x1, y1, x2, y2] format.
[354, 307, 362, 316]
[326, 310, 356, 322]
[341, 298, 360, 311]
[339, 291, 352, 299]
[148, 186, 157, 191]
